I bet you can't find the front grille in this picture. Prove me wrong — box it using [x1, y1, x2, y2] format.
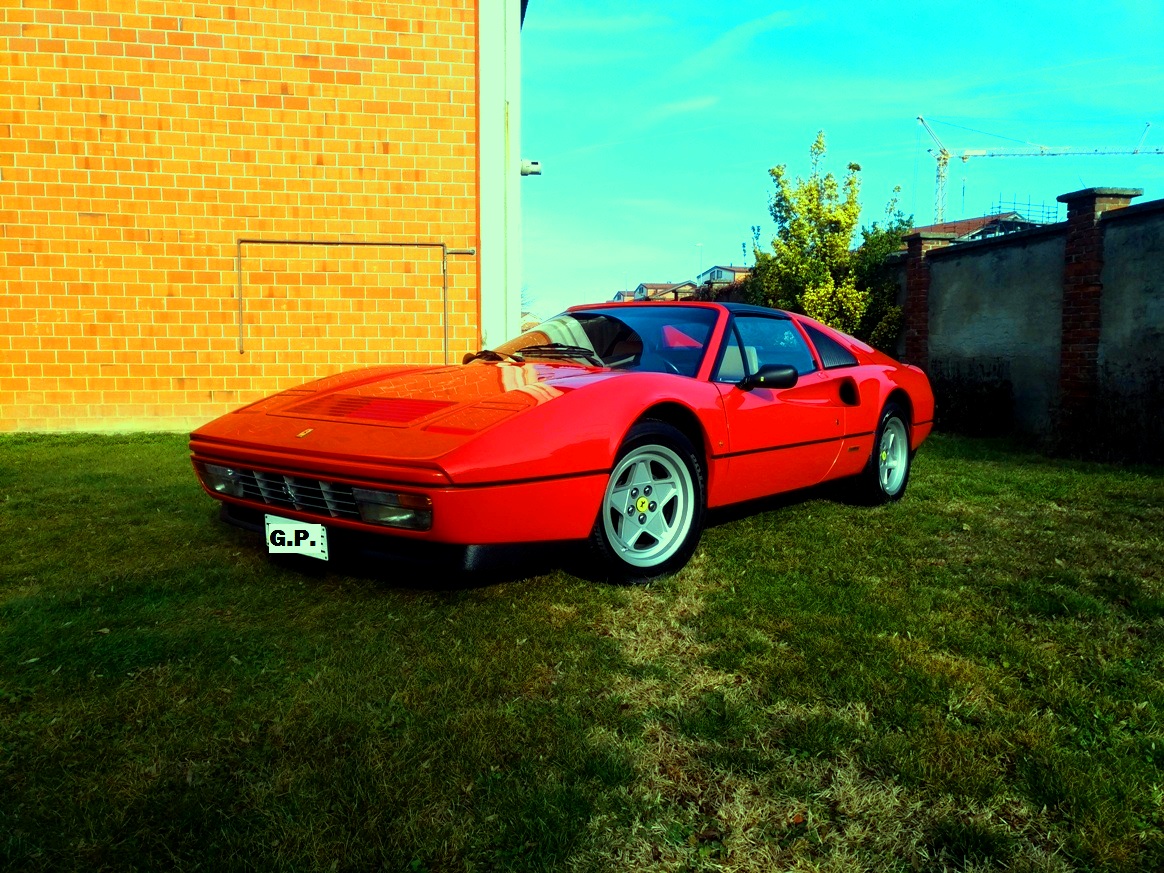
[235, 468, 361, 520]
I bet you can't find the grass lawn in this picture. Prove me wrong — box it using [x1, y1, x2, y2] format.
[1, 432, 1162, 872]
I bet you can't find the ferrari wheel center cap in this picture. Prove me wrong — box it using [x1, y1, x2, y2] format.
[636, 496, 650, 513]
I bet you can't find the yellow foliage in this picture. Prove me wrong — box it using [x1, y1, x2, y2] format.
[746, 131, 886, 339]
[802, 275, 869, 336]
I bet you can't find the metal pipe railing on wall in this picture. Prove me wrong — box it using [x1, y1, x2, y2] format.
[234, 239, 477, 365]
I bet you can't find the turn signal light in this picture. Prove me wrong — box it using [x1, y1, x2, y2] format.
[351, 488, 433, 531]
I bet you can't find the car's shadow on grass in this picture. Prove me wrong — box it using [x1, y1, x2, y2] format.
[268, 534, 591, 592]
[233, 478, 863, 591]
[209, 505, 579, 591]
[703, 478, 858, 531]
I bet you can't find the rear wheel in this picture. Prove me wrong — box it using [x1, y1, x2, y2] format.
[856, 403, 912, 504]
[590, 421, 705, 581]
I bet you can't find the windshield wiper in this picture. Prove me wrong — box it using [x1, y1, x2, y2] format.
[462, 348, 524, 364]
[518, 343, 605, 367]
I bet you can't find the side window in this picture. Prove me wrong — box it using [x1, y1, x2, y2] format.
[715, 329, 747, 383]
[802, 322, 859, 369]
[730, 315, 818, 377]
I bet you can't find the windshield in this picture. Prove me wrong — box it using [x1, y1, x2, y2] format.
[490, 307, 718, 377]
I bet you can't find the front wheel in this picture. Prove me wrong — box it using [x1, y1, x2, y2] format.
[855, 403, 912, 504]
[590, 421, 705, 582]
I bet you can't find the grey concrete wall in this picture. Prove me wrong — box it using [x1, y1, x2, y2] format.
[927, 230, 1066, 433]
[1099, 206, 1164, 380]
[1096, 205, 1164, 448]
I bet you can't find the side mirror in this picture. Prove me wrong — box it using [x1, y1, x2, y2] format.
[739, 363, 798, 391]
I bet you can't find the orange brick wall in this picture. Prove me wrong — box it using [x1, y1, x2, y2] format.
[0, 0, 481, 431]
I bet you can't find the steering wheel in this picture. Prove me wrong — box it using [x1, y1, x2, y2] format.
[643, 345, 682, 375]
[647, 351, 681, 375]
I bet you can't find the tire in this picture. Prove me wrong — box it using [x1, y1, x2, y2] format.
[856, 402, 912, 504]
[590, 421, 705, 582]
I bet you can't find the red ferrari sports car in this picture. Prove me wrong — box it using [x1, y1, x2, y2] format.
[191, 302, 933, 579]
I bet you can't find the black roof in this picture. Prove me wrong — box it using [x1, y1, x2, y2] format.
[575, 300, 791, 320]
[719, 302, 791, 318]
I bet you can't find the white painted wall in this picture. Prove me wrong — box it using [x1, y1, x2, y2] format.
[478, 1, 523, 348]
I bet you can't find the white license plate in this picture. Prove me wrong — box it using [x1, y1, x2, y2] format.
[264, 514, 328, 561]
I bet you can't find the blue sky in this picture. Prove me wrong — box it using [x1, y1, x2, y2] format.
[519, 1, 1164, 315]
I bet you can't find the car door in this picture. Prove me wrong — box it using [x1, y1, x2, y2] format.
[712, 313, 846, 503]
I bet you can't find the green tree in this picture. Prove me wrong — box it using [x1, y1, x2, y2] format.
[743, 131, 912, 349]
[853, 194, 912, 351]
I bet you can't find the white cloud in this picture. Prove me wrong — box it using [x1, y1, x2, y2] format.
[643, 95, 721, 126]
[529, 12, 673, 35]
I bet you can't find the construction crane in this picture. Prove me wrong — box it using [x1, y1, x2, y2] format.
[917, 116, 1164, 223]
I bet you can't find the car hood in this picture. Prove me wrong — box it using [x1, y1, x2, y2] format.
[272, 363, 591, 423]
[266, 361, 599, 429]
[190, 361, 624, 474]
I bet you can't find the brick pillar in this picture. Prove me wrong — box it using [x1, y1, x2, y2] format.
[1055, 187, 1141, 423]
[902, 232, 954, 369]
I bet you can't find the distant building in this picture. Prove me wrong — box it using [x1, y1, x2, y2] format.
[909, 212, 1043, 243]
[636, 283, 679, 301]
[614, 266, 748, 305]
[613, 281, 698, 302]
[696, 265, 751, 289]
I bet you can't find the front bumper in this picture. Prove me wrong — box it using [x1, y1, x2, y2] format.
[193, 456, 609, 546]
[218, 503, 493, 572]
